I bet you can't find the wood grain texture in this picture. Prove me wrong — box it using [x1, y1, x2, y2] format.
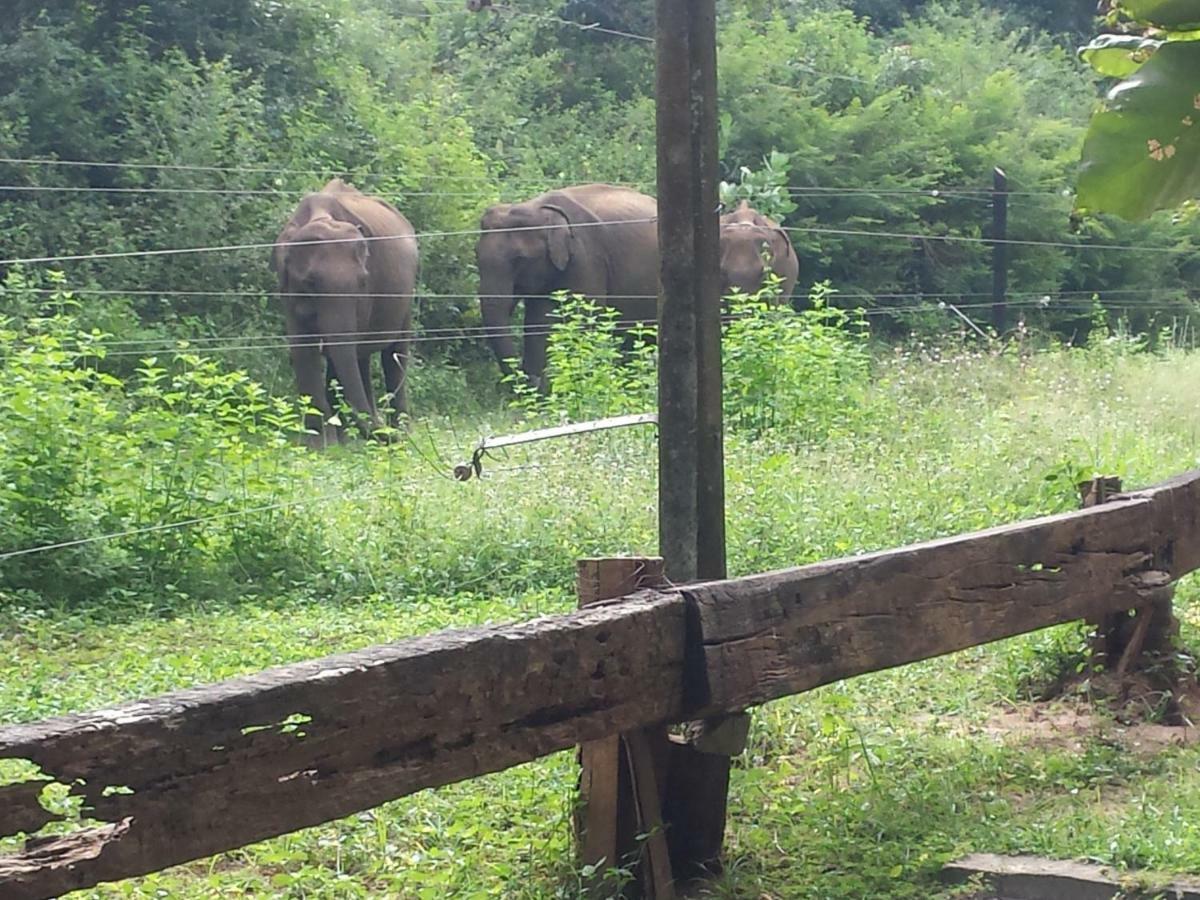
[685, 472, 1200, 715]
[0, 782, 58, 839]
[3, 469, 1200, 899]
[0, 592, 686, 900]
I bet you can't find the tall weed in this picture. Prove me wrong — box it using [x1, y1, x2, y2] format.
[507, 295, 656, 421]
[513, 285, 872, 444]
[724, 281, 871, 440]
[0, 277, 317, 609]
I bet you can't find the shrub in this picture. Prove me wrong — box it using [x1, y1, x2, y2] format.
[511, 283, 871, 444]
[724, 280, 871, 440]
[0, 274, 318, 609]
[508, 294, 656, 421]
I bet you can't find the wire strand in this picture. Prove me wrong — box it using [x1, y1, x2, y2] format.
[0, 488, 374, 562]
[782, 223, 1193, 254]
[0, 217, 659, 267]
[0, 184, 507, 198]
[62, 298, 1186, 360]
[486, 4, 655, 42]
[0, 156, 1076, 197]
[6, 285, 1190, 302]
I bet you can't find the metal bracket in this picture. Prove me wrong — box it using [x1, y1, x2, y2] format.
[454, 412, 658, 481]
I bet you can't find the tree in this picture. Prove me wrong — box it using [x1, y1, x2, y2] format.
[1077, 0, 1200, 219]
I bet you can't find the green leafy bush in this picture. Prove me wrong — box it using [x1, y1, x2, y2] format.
[724, 280, 871, 440]
[719, 151, 798, 221]
[0, 275, 318, 609]
[512, 284, 871, 444]
[507, 294, 656, 421]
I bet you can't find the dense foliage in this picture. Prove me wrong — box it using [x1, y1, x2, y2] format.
[1077, 0, 1200, 220]
[513, 282, 871, 441]
[1, 0, 1198, 355]
[0, 272, 316, 608]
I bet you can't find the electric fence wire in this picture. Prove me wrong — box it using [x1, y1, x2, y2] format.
[2, 155, 1075, 198]
[0, 486, 381, 562]
[53, 299, 1185, 361]
[6, 285, 1191, 357]
[0, 217, 659, 268]
[484, 3, 655, 43]
[1, 218, 1190, 269]
[7, 286, 1187, 304]
[0, 183, 1075, 204]
[0, 155, 588, 187]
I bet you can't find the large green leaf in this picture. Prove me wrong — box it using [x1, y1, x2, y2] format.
[1123, 0, 1200, 27]
[1077, 40, 1200, 220]
[1080, 34, 1162, 78]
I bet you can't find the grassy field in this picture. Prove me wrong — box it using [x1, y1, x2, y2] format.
[5, 337, 1200, 898]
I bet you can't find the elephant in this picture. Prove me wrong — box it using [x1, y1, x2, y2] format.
[719, 200, 799, 302]
[273, 179, 418, 448]
[476, 183, 659, 386]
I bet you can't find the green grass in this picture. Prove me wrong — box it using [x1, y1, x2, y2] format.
[6, 342, 1200, 898]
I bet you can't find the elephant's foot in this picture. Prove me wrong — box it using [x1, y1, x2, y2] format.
[300, 418, 342, 450]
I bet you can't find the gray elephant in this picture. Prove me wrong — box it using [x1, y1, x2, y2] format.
[476, 183, 659, 385]
[719, 200, 799, 302]
[273, 179, 418, 448]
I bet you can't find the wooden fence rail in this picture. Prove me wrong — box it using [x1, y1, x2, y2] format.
[2, 469, 1199, 899]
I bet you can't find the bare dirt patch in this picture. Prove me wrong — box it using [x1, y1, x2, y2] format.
[980, 702, 1193, 756]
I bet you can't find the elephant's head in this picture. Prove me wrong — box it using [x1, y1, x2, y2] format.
[719, 201, 793, 299]
[476, 201, 578, 299]
[476, 197, 582, 372]
[274, 213, 372, 332]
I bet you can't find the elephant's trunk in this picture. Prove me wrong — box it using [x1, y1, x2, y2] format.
[480, 275, 519, 377]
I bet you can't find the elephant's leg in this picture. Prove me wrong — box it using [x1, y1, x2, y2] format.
[480, 295, 520, 377]
[383, 340, 410, 422]
[358, 354, 377, 417]
[522, 296, 553, 391]
[290, 342, 339, 449]
[323, 359, 350, 445]
[325, 342, 382, 438]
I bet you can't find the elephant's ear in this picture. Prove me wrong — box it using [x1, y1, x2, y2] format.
[541, 204, 573, 271]
[271, 223, 297, 275]
[353, 225, 371, 272]
[326, 198, 374, 272]
[771, 227, 794, 261]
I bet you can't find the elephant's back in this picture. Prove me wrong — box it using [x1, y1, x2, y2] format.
[338, 192, 414, 239]
[340, 192, 419, 274]
[553, 183, 657, 222]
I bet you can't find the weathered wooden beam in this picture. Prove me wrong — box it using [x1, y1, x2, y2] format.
[0, 593, 688, 900]
[684, 471, 1200, 715]
[3, 469, 1200, 899]
[0, 782, 57, 838]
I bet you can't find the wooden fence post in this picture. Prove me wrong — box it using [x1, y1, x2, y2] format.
[576, 558, 675, 900]
[654, 0, 748, 882]
[1079, 477, 1178, 672]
